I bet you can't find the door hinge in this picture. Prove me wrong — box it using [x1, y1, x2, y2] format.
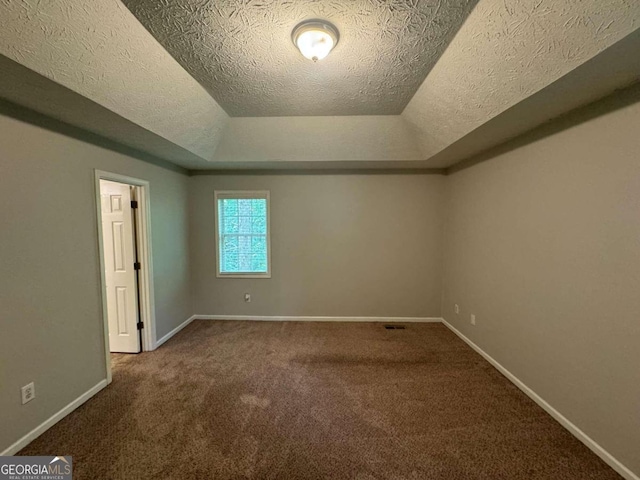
[131, 200, 138, 209]
[137, 321, 144, 330]
[134, 262, 141, 270]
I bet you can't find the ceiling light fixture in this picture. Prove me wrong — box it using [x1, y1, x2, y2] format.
[292, 20, 339, 62]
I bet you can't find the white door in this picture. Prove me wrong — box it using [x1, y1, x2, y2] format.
[100, 180, 141, 353]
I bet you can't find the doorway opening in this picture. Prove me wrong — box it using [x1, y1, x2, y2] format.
[95, 171, 156, 384]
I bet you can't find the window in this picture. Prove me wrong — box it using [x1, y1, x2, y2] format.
[215, 191, 271, 278]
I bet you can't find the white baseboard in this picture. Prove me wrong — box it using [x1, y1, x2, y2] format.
[1, 379, 108, 456]
[194, 315, 442, 323]
[155, 315, 197, 349]
[441, 318, 639, 480]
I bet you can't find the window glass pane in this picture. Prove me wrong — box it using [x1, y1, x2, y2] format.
[251, 237, 267, 272]
[238, 199, 252, 216]
[222, 199, 238, 217]
[252, 199, 266, 216]
[217, 199, 224, 234]
[238, 235, 252, 255]
[223, 252, 239, 272]
[252, 236, 266, 252]
[222, 235, 238, 254]
[251, 253, 267, 272]
[239, 216, 252, 234]
[223, 216, 238, 234]
[252, 216, 267, 234]
[239, 254, 252, 272]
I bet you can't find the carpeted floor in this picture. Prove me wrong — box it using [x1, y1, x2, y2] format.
[19, 320, 621, 479]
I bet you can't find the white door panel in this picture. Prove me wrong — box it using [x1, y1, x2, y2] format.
[100, 180, 140, 353]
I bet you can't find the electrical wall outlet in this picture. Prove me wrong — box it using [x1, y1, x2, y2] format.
[454, 304, 460, 314]
[470, 314, 476, 326]
[244, 293, 251, 303]
[21, 382, 35, 405]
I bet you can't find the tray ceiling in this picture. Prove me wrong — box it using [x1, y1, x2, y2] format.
[1, 0, 638, 170]
[122, 0, 478, 117]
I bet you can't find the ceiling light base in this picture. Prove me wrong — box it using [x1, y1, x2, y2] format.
[292, 19, 339, 62]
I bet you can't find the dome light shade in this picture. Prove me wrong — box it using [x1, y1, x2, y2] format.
[292, 20, 339, 62]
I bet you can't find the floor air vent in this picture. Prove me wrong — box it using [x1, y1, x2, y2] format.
[384, 325, 406, 330]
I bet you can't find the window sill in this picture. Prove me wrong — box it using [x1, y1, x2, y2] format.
[216, 273, 272, 279]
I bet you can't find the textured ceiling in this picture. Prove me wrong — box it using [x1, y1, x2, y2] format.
[122, 0, 478, 117]
[0, 0, 228, 162]
[1, 0, 639, 170]
[403, 0, 640, 160]
[0, 55, 207, 170]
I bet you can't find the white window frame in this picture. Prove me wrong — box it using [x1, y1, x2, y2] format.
[214, 190, 272, 279]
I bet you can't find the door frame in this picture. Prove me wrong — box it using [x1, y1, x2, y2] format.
[94, 170, 156, 384]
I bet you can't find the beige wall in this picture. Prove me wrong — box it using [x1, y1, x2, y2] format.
[190, 174, 444, 318]
[442, 97, 640, 475]
[0, 115, 192, 453]
[213, 116, 423, 163]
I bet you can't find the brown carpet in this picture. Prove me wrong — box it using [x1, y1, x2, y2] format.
[19, 320, 621, 479]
